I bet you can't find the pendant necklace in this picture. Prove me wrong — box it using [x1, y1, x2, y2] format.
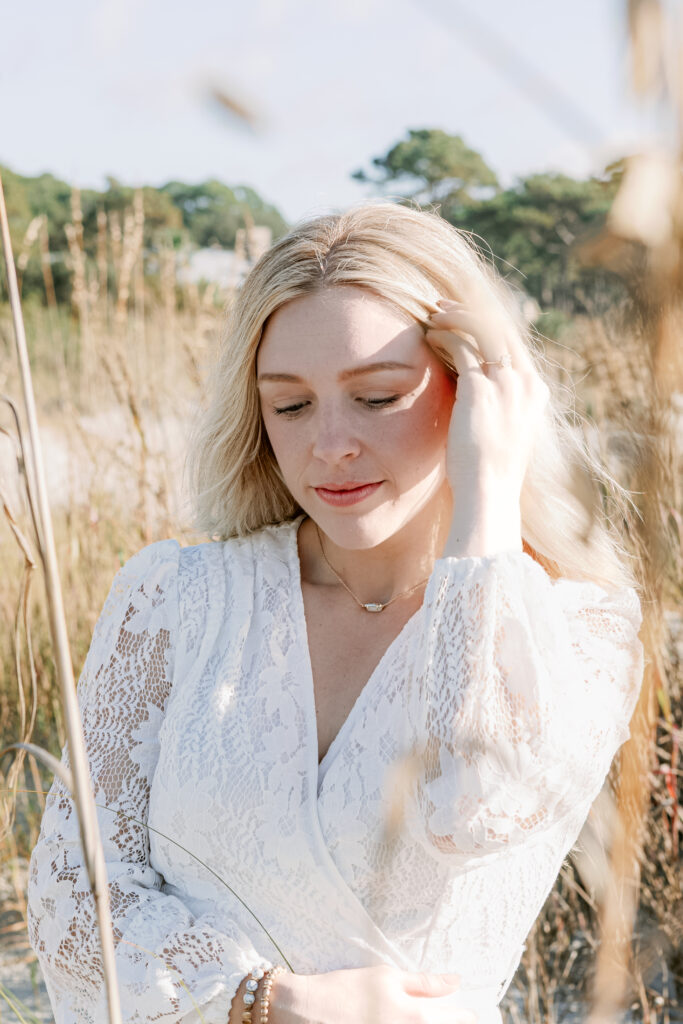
[315, 523, 430, 613]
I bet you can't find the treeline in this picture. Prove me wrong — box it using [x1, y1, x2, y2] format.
[1, 129, 637, 317]
[354, 129, 633, 317]
[0, 165, 288, 305]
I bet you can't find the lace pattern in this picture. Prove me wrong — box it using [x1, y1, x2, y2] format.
[26, 520, 645, 1022]
[27, 542, 270, 1023]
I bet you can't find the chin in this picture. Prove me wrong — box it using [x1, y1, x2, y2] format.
[309, 501, 420, 551]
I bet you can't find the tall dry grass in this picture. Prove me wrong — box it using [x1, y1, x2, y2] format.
[0, 171, 124, 1022]
[0, 188, 240, 1023]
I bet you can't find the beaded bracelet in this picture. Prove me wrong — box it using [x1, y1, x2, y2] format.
[260, 964, 286, 1024]
[240, 964, 266, 1024]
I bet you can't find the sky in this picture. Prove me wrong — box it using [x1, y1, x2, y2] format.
[0, 0, 676, 224]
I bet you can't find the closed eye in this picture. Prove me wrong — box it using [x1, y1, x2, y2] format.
[273, 395, 401, 417]
[362, 395, 400, 408]
[273, 402, 309, 416]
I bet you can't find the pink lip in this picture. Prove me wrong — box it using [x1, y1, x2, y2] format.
[314, 482, 383, 507]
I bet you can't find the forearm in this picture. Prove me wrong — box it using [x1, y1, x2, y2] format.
[444, 481, 522, 558]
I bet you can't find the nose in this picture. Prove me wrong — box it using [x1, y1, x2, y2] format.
[311, 408, 361, 464]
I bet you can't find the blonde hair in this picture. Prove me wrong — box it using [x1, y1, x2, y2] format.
[187, 199, 641, 593]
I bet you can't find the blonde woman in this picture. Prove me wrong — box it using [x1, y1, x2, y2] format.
[27, 201, 645, 1024]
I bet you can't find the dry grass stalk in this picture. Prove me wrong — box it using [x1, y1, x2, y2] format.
[114, 192, 144, 327]
[160, 243, 177, 329]
[99, 344, 153, 540]
[209, 82, 264, 130]
[16, 215, 44, 295]
[108, 208, 122, 301]
[65, 187, 93, 405]
[39, 215, 58, 313]
[0, 415, 38, 842]
[583, 3, 683, 1017]
[133, 191, 146, 352]
[96, 207, 109, 328]
[0, 170, 123, 1023]
[65, 188, 88, 324]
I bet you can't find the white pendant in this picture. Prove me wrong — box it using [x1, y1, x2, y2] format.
[363, 602, 384, 612]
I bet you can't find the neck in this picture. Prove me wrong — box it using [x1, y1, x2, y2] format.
[300, 481, 453, 607]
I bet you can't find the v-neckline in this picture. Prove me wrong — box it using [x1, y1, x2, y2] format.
[289, 517, 423, 789]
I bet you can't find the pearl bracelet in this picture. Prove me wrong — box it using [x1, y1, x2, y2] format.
[240, 964, 267, 1024]
[260, 964, 286, 1024]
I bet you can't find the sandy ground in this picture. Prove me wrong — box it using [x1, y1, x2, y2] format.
[0, 407, 191, 523]
[0, 949, 52, 1023]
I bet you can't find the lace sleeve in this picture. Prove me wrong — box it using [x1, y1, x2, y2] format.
[407, 551, 645, 868]
[27, 541, 271, 1023]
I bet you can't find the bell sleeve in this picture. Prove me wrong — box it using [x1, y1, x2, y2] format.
[406, 550, 646, 869]
[26, 540, 273, 1023]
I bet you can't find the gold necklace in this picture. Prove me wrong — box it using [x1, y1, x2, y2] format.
[315, 524, 431, 613]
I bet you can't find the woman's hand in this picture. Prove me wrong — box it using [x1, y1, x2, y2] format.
[425, 282, 550, 501]
[266, 964, 478, 1024]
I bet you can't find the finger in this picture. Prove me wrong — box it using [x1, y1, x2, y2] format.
[401, 971, 461, 996]
[429, 307, 513, 368]
[430, 304, 537, 376]
[430, 307, 516, 364]
[425, 327, 484, 378]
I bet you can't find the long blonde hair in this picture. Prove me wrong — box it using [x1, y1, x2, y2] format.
[187, 199, 641, 593]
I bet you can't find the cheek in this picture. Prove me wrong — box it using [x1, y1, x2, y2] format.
[262, 413, 294, 468]
[435, 375, 457, 438]
[400, 376, 455, 459]
[261, 412, 311, 495]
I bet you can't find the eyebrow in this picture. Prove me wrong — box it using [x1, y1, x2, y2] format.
[257, 360, 416, 384]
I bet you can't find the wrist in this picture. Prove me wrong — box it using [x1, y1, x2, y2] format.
[259, 971, 301, 1024]
[230, 967, 291, 1024]
[444, 484, 522, 558]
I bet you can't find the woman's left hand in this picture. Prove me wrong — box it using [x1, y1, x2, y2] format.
[425, 282, 550, 501]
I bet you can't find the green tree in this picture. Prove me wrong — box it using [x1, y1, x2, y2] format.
[160, 179, 287, 248]
[454, 171, 624, 313]
[352, 128, 500, 205]
[0, 166, 75, 302]
[0, 163, 288, 306]
[352, 130, 630, 315]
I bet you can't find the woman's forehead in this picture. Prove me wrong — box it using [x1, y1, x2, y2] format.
[258, 287, 424, 369]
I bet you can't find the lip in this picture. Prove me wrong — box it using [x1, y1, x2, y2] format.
[314, 481, 383, 507]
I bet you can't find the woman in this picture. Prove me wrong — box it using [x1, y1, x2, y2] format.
[27, 201, 645, 1024]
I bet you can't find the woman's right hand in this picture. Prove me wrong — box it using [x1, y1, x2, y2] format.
[268, 964, 477, 1024]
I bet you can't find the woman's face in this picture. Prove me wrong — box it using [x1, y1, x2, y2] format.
[256, 285, 456, 549]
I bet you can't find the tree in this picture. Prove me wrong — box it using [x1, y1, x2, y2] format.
[0, 163, 289, 306]
[352, 128, 499, 205]
[351, 129, 629, 315]
[454, 171, 625, 313]
[160, 179, 287, 248]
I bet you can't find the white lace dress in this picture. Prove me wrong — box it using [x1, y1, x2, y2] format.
[27, 516, 645, 1024]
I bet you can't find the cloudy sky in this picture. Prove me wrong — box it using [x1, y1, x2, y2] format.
[1, 0, 674, 223]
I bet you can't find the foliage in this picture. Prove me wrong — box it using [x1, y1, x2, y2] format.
[160, 180, 286, 248]
[354, 130, 631, 315]
[0, 134, 638, 320]
[352, 127, 500, 204]
[453, 168, 627, 314]
[0, 164, 288, 305]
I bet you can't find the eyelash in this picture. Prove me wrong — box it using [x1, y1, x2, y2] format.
[273, 395, 401, 417]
